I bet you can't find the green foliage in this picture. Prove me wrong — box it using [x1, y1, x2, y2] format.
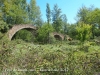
[2, 0, 28, 24]
[0, 20, 9, 33]
[12, 29, 34, 42]
[0, 0, 42, 26]
[61, 14, 68, 34]
[87, 8, 100, 38]
[1, 3, 100, 75]
[46, 3, 51, 24]
[52, 4, 63, 32]
[88, 8, 100, 26]
[37, 23, 54, 43]
[28, 0, 43, 26]
[67, 23, 77, 39]
[49, 35, 56, 43]
[0, 33, 10, 45]
[68, 40, 80, 45]
[0, 0, 28, 34]
[94, 28, 100, 37]
[76, 6, 100, 38]
[76, 22, 92, 42]
[76, 5, 92, 23]
[0, 40, 100, 75]
[0, 32, 3, 39]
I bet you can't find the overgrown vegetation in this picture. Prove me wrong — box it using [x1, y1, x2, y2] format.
[0, 0, 100, 75]
[0, 39, 100, 75]
[12, 29, 34, 42]
[76, 22, 92, 43]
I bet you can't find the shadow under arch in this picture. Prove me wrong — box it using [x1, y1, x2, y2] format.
[54, 35, 62, 40]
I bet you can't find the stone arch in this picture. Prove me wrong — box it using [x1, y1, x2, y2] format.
[52, 32, 64, 40]
[8, 24, 37, 40]
[54, 35, 62, 40]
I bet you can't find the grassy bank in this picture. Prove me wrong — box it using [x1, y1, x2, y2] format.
[0, 40, 100, 75]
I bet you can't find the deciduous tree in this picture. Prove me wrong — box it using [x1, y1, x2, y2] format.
[28, 0, 42, 26]
[52, 4, 62, 32]
[46, 3, 51, 24]
[76, 22, 92, 43]
[61, 14, 68, 34]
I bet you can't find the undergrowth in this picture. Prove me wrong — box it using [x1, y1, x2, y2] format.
[0, 39, 100, 75]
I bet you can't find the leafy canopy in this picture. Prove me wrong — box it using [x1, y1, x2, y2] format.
[76, 22, 92, 42]
[37, 23, 54, 43]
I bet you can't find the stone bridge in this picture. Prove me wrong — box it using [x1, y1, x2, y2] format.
[8, 24, 65, 41]
[8, 24, 37, 40]
[52, 32, 65, 40]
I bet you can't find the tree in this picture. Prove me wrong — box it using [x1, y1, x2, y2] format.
[86, 8, 100, 38]
[35, 17, 43, 27]
[76, 5, 100, 39]
[0, 0, 30, 38]
[46, 3, 51, 24]
[76, 22, 92, 43]
[77, 5, 92, 24]
[2, 0, 28, 24]
[46, 3, 51, 43]
[0, 20, 8, 33]
[0, 4, 9, 33]
[28, 0, 42, 26]
[61, 14, 68, 34]
[52, 4, 62, 32]
[68, 23, 77, 39]
[37, 23, 54, 43]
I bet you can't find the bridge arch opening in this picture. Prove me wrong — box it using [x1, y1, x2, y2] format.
[11, 28, 36, 42]
[54, 35, 62, 40]
[8, 25, 37, 41]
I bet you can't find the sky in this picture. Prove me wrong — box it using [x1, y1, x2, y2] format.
[27, 0, 100, 23]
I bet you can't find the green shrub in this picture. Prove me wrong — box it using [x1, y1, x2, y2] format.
[88, 41, 96, 46]
[49, 35, 56, 44]
[0, 40, 100, 75]
[36, 23, 54, 44]
[12, 29, 34, 42]
[76, 22, 92, 43]
[68, 40, 80, 45]
[13, 39, 26, 44]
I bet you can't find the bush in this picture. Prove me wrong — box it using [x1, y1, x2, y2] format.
[13, 39, 26, 44]
[0, 40, 100, 75]
[94, 29, 100, 37]
[49, 35, 56, 44]
[77, 41, 90, 52]
[12, 29, 34, 42]
[68, 40, 80, 45]
[76, 22, 92, 43]
[0, 32, 3, 39]
[36, 23, 54, 44]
